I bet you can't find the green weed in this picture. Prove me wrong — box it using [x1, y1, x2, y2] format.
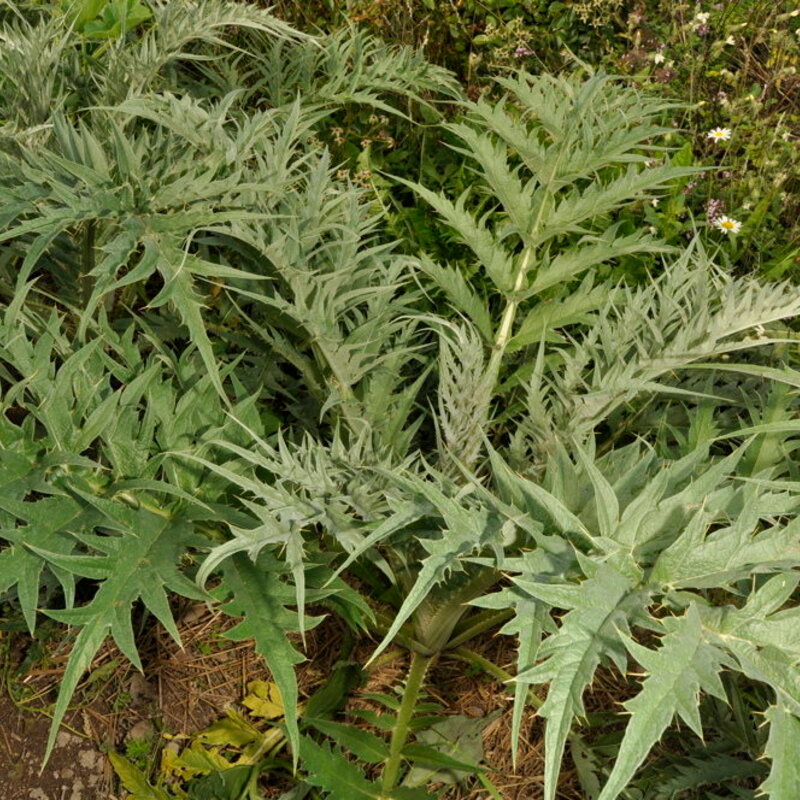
[0, 3, 799, 800]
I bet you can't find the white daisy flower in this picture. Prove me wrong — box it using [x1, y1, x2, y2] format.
[707, 127, 732, 141]
[652, 52, 665, 64]
[694, 11, 710, 24]
[725, 35, 735, 45]
[714, 216, 742, 234]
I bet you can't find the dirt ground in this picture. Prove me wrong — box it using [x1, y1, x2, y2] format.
[0, 602, 593, 800]
[0, 600, 265, 800]
[0, 695, 112, 800]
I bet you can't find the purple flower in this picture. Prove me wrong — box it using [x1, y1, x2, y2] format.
[706, 198, 725, 222]
[696, 24, 710, 36]
[514, 45, 534, 59]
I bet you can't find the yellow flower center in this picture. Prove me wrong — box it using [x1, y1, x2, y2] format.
[721, 221, 735, 229]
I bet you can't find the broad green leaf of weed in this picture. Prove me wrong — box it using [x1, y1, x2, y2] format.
[302, 658, 365, 720]
[402, 713, 495, 787]
[298, 736, 429, 800]
[195, 711, 263, 750]
[299, 736, 389, 800]
[162, 739, 233, 782]
[186, 764, 254, 800]
[108, 752, 172, 800]
[242, 680, 284, 719]
[305, 719, 389, 764]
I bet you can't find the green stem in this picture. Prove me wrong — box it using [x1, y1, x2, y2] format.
[370, 648, 405, 670]
[480, 137, 567, 396]
[381, 651, 433, 794]
[485, 246, 533, 384]
[450, 646, 543, 710]
[371, 610, 428, 654]
[445, 608, 513, 651]
[414, 567, 501, 653]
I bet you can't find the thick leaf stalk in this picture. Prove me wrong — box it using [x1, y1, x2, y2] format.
[381, 651, 434, 794]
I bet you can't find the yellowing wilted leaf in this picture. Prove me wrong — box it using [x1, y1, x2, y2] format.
[242, 680, 284, 719]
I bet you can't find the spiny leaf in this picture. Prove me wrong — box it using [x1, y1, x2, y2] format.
[650, 754, 765, 800]
[651, 511, 800, 590]
[597, 605, 729, 800]
[216, 553, 318, 765]
[394, 178, 514, 293]
[35, 499, 204, 764]
[487, 445, 598, 551]
[761, 701, 800, 799]
[418, 255, 493, 342]
[703, 574, 800, 711]
[515, 563, 642, 800]
[471, 585, 547, 764]
[509, 280, 611, 351]
[369, 471, 502, 662]
[0, 494, 85, 633]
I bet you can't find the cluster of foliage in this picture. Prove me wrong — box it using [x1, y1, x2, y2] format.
[2, 1, 800, 799]
[267, 0, 800, 279]
[606, 0, 800, 277]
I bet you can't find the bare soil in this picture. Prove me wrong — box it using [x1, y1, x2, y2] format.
[0, 601, 600, 799]
[0, 694, 112, 800]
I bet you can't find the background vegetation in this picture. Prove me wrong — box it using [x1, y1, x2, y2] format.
[0, 1, 799, 799]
